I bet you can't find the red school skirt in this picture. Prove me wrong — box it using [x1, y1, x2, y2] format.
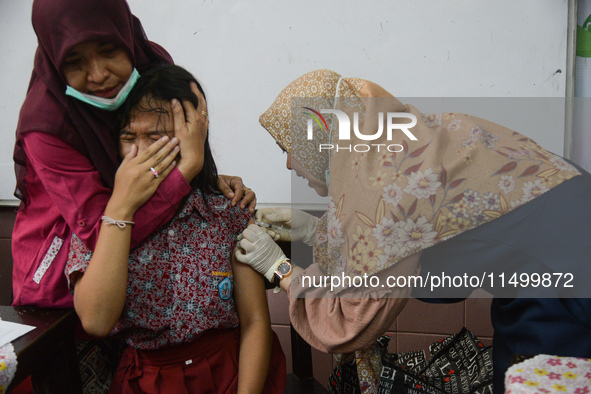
[109, 328, 286, 394]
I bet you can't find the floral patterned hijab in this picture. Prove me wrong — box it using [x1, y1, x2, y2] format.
[260, 69, 580, 280]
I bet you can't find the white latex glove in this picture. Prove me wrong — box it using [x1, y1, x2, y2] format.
[235, 224, 287, 282]
[255, 207, 319, 246]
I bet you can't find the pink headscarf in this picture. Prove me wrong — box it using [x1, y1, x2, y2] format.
[14, 0, 173, 203]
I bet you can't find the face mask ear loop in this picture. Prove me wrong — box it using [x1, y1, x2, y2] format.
[325, 77, 346, 188]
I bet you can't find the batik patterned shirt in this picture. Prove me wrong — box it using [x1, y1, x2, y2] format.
[66, 189, 252, 350]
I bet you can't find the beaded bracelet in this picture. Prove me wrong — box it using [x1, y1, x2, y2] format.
[101, 215, 135, 229]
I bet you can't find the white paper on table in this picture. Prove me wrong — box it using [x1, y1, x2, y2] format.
[0, 320, 35, 348]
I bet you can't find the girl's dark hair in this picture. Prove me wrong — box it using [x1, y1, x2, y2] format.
[116, 64, 219, 193]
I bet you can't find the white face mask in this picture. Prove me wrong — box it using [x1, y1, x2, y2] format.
[65, 68, 140, 111]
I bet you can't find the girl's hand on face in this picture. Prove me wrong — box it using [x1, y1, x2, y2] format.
[110, 136, 179, 216]
[173, 82, 208, 183]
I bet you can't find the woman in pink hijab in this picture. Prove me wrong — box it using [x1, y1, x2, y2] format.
[12, 0, 254, 310]
[12, 2, 255, 390]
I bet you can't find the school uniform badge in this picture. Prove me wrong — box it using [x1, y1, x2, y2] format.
[218, 277, 232, 300]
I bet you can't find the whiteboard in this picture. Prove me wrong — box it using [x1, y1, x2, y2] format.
[0, 0, 570, 206]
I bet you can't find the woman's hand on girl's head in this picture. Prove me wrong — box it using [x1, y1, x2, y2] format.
[109, 136, 179, 218]
[173, 82, 209, 183]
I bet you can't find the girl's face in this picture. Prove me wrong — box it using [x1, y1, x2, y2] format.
[61, 41, 133, 98]
[119, 97, 207, 175]
[119, 100, 176, 158]
[287, 154, 328, 197]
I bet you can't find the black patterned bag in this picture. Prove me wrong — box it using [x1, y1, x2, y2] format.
[379, 328, 493, 394]
[329, 328, 494, 394]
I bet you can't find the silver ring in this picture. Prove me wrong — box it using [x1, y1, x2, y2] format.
[150, 167, 159, 178]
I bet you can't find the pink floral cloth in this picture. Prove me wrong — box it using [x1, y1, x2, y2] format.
[0, 343, 17, 393]
[66, 189, 252, 350]
[505, 355, 591, 393]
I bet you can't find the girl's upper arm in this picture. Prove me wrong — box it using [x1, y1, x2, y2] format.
[232, 257, 269, 325]
[24, 131, 191, 250]
[231, 223, 270, 325]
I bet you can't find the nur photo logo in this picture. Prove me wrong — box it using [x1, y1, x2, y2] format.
[302, 107, 418, 153]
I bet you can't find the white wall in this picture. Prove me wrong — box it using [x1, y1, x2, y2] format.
[0, 0, 570, 205]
